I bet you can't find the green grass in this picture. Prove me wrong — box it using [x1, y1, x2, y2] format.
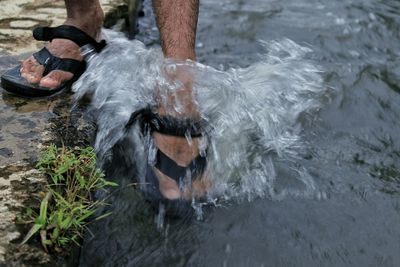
[19, 144, 117, 252]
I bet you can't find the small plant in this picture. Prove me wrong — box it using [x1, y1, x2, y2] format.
[19, 144, 117, 252]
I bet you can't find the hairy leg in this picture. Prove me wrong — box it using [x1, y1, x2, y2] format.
[152, 0, 208, 199]
[21, 0, 104, 89]
[152, 0, 199, 117]
[152, 0, 198, 61]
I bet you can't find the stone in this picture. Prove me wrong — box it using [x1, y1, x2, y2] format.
[0, 29, 31, 38]
[9, 20, 38, 29]
[36, 7, 66, 15]
[0, 0, 135, 264]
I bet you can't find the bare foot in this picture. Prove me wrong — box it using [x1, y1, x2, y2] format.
[20, 39, 82, 89]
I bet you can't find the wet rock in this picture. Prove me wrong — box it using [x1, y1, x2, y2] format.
[0, 148, 13, 158]
[0, 164, 49, 265]
[9, 20, 39, 29]
[0, 0, 141, 265]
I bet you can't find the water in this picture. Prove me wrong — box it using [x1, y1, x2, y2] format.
[76, 0, 400, 266]
[74, 35, 324, 202]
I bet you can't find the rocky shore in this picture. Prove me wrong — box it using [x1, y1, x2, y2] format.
[0, 1, 135, 266]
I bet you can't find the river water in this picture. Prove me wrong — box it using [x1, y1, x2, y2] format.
[78, 0, 400, 266]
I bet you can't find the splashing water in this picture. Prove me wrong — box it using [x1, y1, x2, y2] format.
[73, 30, 326, 203]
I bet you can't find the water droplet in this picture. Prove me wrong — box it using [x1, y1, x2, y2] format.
[185, 130, 193, 146]
[165, 63, 177, 76]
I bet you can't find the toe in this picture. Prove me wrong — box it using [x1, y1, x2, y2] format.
[39, 70, 74, 89]
[21, 57, 34, 70]
[21, 56, 44, 83]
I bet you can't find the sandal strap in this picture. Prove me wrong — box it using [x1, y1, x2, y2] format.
[126, 108, 208, 183]
[33, 25, 106, 52]
[126, 108, 205, 137]
[154, 149, 207, 183]
[33, 47, 85, 76]
[146, 112, 205, 137]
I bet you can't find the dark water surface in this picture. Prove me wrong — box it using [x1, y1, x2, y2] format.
[79, 0, 400, 266]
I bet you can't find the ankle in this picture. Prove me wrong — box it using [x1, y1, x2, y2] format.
[65, 8, 104, 39]
[164, 49, 196, 61]
[157, 63, 200, 119]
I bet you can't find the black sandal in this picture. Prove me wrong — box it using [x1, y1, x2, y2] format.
[1, 25, 106, 97]
[127, 108, 209, 217]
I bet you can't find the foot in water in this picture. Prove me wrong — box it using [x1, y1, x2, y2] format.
[153, 131, 211, 200]
[20, 4, 103, 89]
[148, 0, 210, 202]
[150, 64, 212, 201]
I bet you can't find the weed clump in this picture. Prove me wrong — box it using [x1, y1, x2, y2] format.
[20, 144, 117, 252]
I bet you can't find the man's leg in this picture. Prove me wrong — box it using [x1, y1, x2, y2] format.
[20, 0, 104, 89]
[152, 0, 208, 199]
[152, 0, 198, 61]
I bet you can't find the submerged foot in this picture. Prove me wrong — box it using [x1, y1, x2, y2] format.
[153, 132, 211, 200]
[148, 62, 211, 201]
